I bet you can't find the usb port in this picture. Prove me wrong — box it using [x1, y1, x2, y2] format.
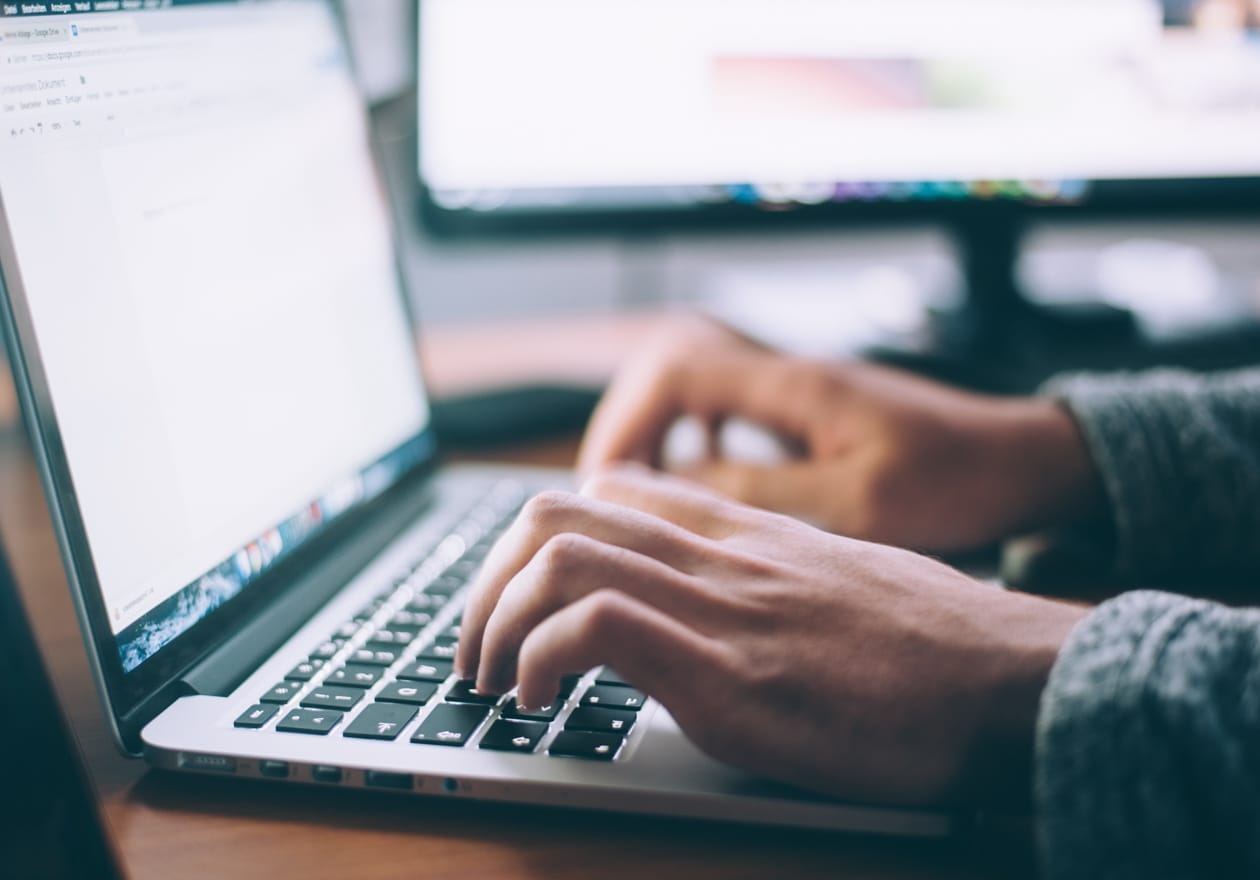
[259, 760, 289, 779]
[312, 765, 342, 784]
[365, 770, 412, 791]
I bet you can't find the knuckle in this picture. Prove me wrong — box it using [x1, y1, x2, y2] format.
[576, 589, 629, 643]
[534, 532, 595, 583]
[519, 490, 576, 531]
[641, 364, 684, 408]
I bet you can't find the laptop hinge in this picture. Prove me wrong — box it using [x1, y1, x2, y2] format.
[178, 480, 438, 698]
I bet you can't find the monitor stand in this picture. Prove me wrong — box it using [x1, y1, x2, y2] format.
[869, 206, 1260, 394]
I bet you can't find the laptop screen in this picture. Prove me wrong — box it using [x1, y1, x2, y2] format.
[0, 1, 432, 674]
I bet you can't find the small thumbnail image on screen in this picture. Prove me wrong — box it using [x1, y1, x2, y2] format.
[1165, 0, 1260, 29]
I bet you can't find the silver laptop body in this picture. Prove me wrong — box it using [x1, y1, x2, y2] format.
[0, 0, 949, 836]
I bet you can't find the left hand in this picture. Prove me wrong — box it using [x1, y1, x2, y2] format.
[455, 465, 1087, 807]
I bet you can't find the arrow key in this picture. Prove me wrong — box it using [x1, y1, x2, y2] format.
[344, 703, 418, 741]
[410, 704, 489, 747]
[478, 719, 547, 754]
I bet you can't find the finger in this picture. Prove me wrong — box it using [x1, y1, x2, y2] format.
[577, 347, 812, 477]
[514, 588, 717, 712]
[476, 533, 710, 694]
[681, 459, 861, 532]
[455, 490, 714, 680]
[580, 463, 750, 539]
[703, 413, 726, 461]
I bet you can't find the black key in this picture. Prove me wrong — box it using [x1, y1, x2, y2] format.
[411, 704, 489, 747]
[389, 609, 432, 629]
[441, 623, 462, 641]
[310, 640, 343, 660]
[548, 731, 624, 761]
[444, 680, 502, 706]
[594, 667, 632, 687]
[276, 708, 343, 735]
[417, 637, 458, 661]
[376, 680, 439, 706]
[261, 682, 301, 704]
[284, 660, 324, 682]
[234, 704, 279, 729]
[581, 685, 645, 711]
[324, 664, 383, 689]
[500, 698, 563, 722]
[425, 575, 465, 597]
[334, 620, 361, 640]
[301, 685, 364, 711]
[565, 707, 637, 736]
[396, 659, 453, 682]
[556, 674, 583, 699]
[446, 559, 479, 579]
[407, 593, 449, 612]
[352, 597, 389, 623]
[462, 543, 490, 563]
[350, 647, 401, 667]
[479, 719, 547, 754]
[343, 703, 418, 741]
[368, 629, 417, 648]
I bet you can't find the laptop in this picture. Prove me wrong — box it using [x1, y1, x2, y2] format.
[0, 0, 949, 836]
[0, 540, 126, 879]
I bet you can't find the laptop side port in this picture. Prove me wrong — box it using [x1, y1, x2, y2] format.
[312, 765, 343, 784]
[365, 770, 412, 791]
[258, 760, 290, 779]
[178, 753, 238, 774]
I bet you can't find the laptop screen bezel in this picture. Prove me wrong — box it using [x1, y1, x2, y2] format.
[0, 0, 443, 752]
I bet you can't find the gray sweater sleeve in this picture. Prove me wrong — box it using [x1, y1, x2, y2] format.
[1043, 368, 1260, 579]
[1036, 591, 1260, 879]
[1033, 368, 1260, 875]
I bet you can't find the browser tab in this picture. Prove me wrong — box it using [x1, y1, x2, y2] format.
[1, 18, 68, 40]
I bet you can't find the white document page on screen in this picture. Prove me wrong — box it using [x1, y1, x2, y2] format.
[0, 7, 428, 633]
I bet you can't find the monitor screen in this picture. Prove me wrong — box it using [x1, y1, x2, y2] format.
[0, 0, 432, 674]
[418, 0, 1260, 222]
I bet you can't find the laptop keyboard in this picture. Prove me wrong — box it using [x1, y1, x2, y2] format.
[232, 482, 644, 763]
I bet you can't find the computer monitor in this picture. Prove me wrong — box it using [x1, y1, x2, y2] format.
[417, 0, 1260, 370]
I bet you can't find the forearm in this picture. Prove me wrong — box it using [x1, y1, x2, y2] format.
[1044, 368, 1260, 580]
[1036, 590, 1260, 879]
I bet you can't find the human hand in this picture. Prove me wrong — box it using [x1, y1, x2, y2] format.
[455, 466, 1087, 807]
[578, 316, 1103, 553]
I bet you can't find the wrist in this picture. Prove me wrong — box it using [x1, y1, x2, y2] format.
[962, 595, 1089, 809]
[992, 398, 1106, 536]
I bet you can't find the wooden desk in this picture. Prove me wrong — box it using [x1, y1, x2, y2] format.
[0, 315, 1037, 879]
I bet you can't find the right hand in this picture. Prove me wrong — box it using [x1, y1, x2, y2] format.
[579, 316, 1102, 553]
[456, 466, 1087, 807]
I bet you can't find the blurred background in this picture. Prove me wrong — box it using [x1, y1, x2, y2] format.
[340, 0, 1260, 435]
